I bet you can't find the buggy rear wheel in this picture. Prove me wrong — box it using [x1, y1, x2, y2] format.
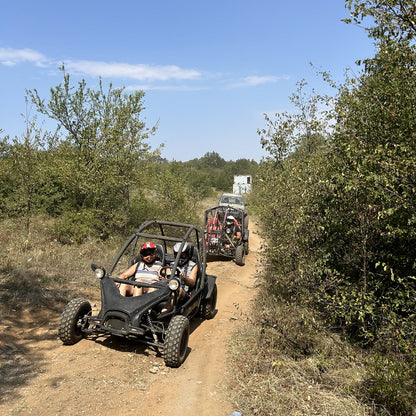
[243, 214, 249, 229]
[59, 298, 91, 345]
[199, 284, 217, 319]
[244, 241, 249, 255]
[235, 245, 245, 266]
[164, 315, 189, 367]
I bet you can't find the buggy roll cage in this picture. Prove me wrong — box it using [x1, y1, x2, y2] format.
[107, 220, 207, 293]
[204, 205, 245, 230]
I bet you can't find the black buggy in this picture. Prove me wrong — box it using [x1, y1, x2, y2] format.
[58, 220, 218, 368]
[204, 205, 249, 266]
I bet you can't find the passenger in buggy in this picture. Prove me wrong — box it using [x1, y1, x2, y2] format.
[173, 242, 198, 300]
[117, 242, 163, 297]
[155, 242, 199, 313]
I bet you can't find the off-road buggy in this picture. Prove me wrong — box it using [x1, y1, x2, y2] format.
[58, 220, 218, 368]
[204, 205, 249, 266]
[218, 193, 249, 228]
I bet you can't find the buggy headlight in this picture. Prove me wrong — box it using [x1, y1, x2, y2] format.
[91, 264, 106, 279]
[168, 278, 180, 291]
[94, 268, 105, 279]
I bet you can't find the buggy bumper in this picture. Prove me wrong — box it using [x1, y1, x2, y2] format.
[83, 315, 145, 337]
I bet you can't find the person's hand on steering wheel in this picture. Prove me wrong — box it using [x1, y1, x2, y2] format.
[158, 266, 181, 280]
[158, 266, 171, 280]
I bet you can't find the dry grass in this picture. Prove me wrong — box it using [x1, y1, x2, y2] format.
[227, 290, 373, 416]
[0, 216, 120, 314]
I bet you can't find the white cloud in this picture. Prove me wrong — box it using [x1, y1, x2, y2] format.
[227, 75, 289, 89]
[64, 60, 202, 81]
[0, 47, 289, 91]
[0, 48, 202, 82]
[244, 75, 281, 86]
[0, 47, 48, 67]
[126, 84, 208, 92]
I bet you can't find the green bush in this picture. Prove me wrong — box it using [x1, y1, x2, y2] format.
[52, 209, 105, 244]
[359, 354, 416, 415]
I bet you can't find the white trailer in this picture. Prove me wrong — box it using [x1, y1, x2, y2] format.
[233, 174, 252, 195]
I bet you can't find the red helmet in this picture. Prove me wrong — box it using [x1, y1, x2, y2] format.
[140, 242, 157, 264]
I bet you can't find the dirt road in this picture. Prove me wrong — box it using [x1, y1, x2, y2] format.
[0, 224, 261, 416]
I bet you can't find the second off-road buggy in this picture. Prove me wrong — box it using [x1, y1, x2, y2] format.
[58, 220, 218, 368]
[204, 205, 249, 266]
[218, 193, 249, 228]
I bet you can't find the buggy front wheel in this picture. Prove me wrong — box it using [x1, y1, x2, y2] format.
[59, 298, 91, 345]
[164, 315, 189, 367]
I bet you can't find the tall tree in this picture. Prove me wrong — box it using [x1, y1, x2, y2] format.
[27, 68, 159, 238]
[321, 39, 416, 341]
[255, 81, 332, 300]
[2, 104, 58, 241]
[200, 151, 226, 168]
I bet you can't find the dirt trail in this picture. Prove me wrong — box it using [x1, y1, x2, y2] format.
[0, 224, 262, 416]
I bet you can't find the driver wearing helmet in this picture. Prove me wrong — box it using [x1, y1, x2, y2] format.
[156, 242, 198, 313]
[225, 215, 241, 242]
[118, 242, 162, 297]
[173, 242, 198, 300]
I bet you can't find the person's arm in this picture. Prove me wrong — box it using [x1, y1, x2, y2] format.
[119, 263, 138, 279]
[234, 225, 242, 240]
[183, 265, 197, 288]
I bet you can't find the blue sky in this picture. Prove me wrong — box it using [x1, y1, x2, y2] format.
[0, 0, 375, 162]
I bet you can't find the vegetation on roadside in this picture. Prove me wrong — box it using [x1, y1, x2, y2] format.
[229, 1, 416, 414]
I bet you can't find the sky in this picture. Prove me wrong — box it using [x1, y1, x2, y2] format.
[0, 0, 376, 162]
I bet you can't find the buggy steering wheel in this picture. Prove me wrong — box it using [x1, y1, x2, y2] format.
[159, 266, 181, 279]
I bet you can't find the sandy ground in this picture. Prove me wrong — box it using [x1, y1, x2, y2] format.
[0, 223, 261, 416]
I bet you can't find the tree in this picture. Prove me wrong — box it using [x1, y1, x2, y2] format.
[27, 68, 160, 239]
[320, 38, 416, 338]
[200, 151, 226, 169]
[314, 32, 416, 413]
[254, 81, 332, 301]
[251, 3, 416, 412]
[258, 80, 332, 167]
[1, 103, 59, 241]
[151, 162, 201, 225]
[0, 134, 13, 216]
[232, 158, 258, 176]
[345, 0, 416, 41]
